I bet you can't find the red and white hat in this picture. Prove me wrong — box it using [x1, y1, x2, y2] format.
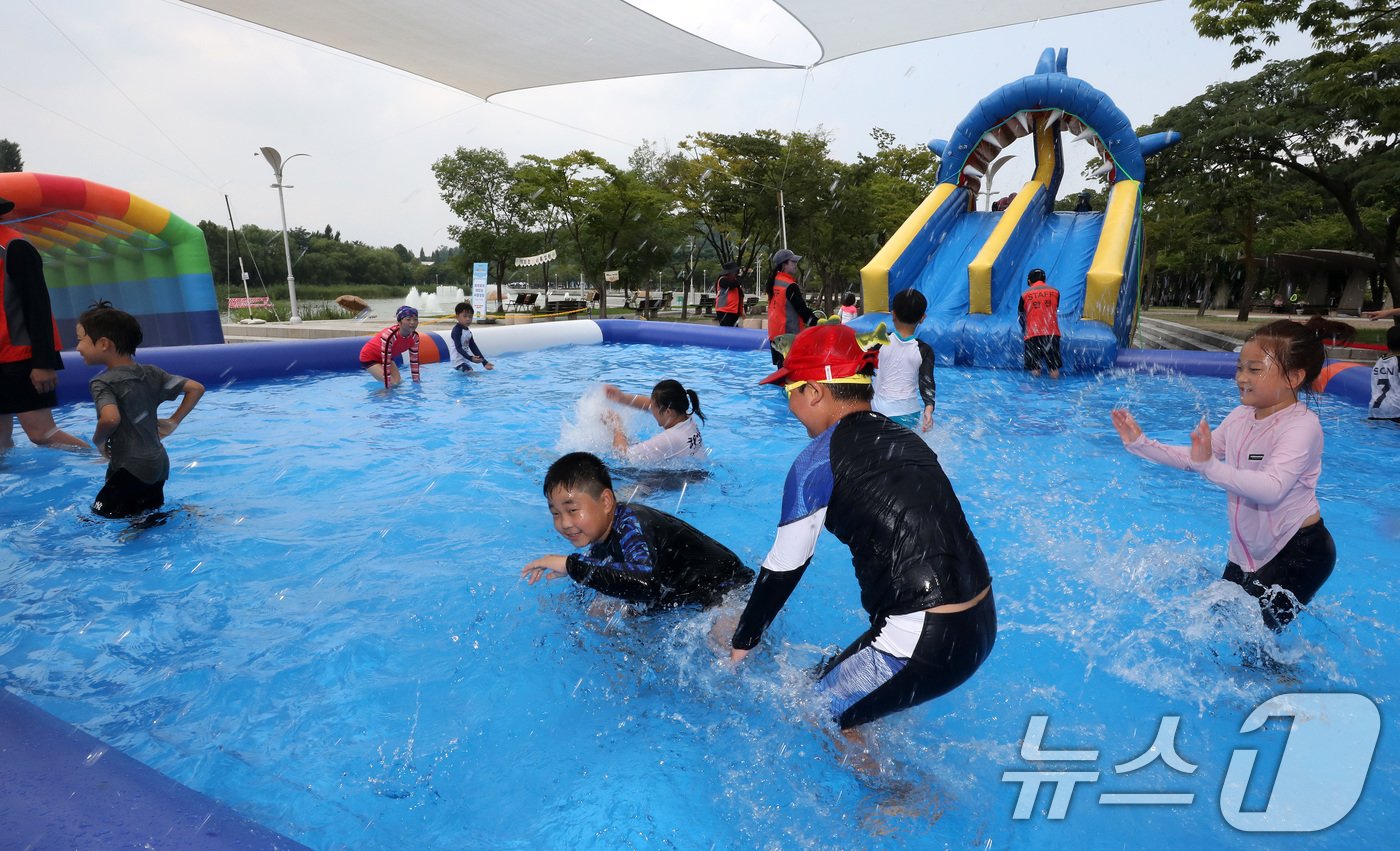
[759, 324, 878, 386]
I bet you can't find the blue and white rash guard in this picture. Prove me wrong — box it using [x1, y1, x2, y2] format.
[732, 411, 990, 651]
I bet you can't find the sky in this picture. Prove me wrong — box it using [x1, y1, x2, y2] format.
[3, 0, 1314, 255]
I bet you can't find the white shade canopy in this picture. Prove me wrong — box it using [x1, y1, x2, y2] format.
[776, 0, 1158, 63]
[184, 0, 1158, 99]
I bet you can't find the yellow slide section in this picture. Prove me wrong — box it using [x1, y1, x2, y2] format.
[860, 183, 958, 313]
[967, 117, 1057, 314]
[1084, 180, 1141, 325]
[966, 180, 1043, 314]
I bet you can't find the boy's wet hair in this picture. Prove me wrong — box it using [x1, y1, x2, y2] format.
[454, 301, 474, 315]
[543, 452, 613, 498]
[652, 379, 705, 422]
[891, 289, 927, 324]
[1248, 315, 1356, 391]
[827, 364, 876, 403]
[78, 301, 143, 355]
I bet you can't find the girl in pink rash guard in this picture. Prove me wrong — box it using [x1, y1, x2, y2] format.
[1110, 315, 1355, 631]
[359, 306, 421, 389]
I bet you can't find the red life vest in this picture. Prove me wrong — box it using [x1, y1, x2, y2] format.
[715, 275, 741, 313]
[767, 272, 801, 340]
[0, 241, 64, 365]
[1020, 281, 1061, 340]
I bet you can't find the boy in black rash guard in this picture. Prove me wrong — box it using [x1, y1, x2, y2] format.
[522, 452, 753, 611]
[729, 324, 995, 731]
[450, 302, 493, 372]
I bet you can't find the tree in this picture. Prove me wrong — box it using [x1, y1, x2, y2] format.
[779, 131, 864, 310]
[432, 147, 544, 311]
[198, 220, 421, 295]
[667, 130, 790, 278]
[1152, 58, 1398, 309]
[1189, 1, 1400, 304]
[0, 139, 21, 172]
[514, 148, 678, 316]
[1191, 0, 1399, 68]
[857, 128, 942, 242]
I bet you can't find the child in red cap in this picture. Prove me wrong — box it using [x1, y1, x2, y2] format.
[729, 324, 996, 732]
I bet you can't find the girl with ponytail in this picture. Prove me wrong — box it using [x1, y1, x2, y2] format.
[601, 379, 708, 463]
[1110, 315, 1355, 631]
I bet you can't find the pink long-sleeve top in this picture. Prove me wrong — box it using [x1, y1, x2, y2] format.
[1125, 402, 1323, 571]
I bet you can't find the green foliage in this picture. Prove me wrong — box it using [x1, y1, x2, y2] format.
[655, 127, 940, 310]
[198, 220, 433, 296]
[858, 128, 942, 239]
[0, 139, 21, 173]
[431, 146, 543, 301]
[513, 147, 679, 311]
[1139, 48, 1399, 310]
[668, 129, 789, 276]
[1190, 0, 1399, 67]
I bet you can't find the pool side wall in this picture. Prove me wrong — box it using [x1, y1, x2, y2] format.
[1113, 348, 1370, 408]
[11, 321, 1370, 846]
[0, 689, 309, 849]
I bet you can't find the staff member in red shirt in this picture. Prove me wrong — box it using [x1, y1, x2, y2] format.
[1, 201, 89, 451]
[1018, 268, 1062, 379]
[714, 261, 743, 327]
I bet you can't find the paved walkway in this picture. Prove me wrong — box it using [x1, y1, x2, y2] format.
[1136, 310, 1385, 362]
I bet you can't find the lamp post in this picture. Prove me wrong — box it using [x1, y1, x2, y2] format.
[257, 146, 310, 323]
[980, 154, 1016, 211]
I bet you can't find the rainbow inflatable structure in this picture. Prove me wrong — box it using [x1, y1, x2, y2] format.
[0, 173, 222, 348]
[858, 48, 1180, 370]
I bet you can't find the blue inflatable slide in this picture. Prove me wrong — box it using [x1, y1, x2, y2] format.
[857, 48, 1180, 370]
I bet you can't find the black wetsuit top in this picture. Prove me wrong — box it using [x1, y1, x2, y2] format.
[566, 503, 754, 610]
[733, 411, 990, 649]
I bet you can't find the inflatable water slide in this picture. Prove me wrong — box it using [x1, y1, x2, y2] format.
[858, 49, 1179, 370]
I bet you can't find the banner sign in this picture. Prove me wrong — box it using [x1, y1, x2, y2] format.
[472, 262, 488, 316]
[514, 249, 557, 267]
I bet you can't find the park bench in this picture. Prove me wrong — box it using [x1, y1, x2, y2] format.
[697, 295, 715, 315]
[634, 297, 667, 319]
[508, 292, 538, 312]
[743, 296, 761, 315]
[545, 298, 588, 314]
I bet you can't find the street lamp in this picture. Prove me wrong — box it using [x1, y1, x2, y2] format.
[980, 154, 1016, 211]
[257, 146, 310, 323]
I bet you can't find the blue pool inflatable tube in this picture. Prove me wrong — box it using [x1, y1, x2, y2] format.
[50, 319, 1368, 408]
[12, 318, 1374, 846]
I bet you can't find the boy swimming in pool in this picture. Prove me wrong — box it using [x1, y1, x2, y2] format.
[521, 452, 753, 611]
[729, 324, 995, 732]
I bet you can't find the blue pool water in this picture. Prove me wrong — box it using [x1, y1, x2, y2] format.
[2, 341, 1396, 848]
